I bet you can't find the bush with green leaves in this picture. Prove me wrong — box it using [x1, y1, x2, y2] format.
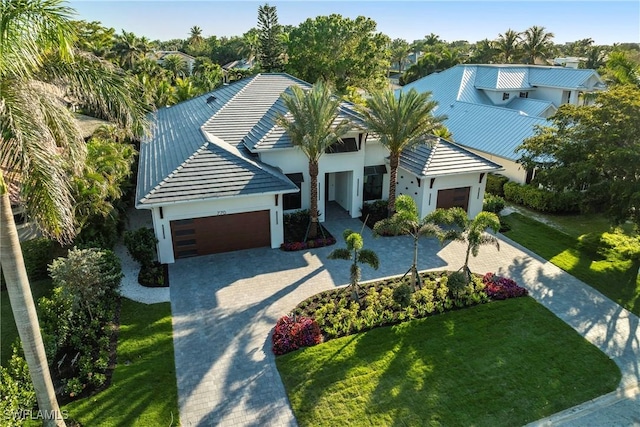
[483, 193, 506, 214]
[503, 182, 580, 213]
[293, 271, 491, 340]
[1, 237, 56, 290]
[39, 247, 122, 398]
[124, 227, 158, 266]
[360, 199, 388, 228]
[486, 174, 509, 196]
[0, 346, 36, 427]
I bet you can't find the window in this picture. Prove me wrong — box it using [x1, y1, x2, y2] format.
[519, 92, 529, 98]
[326, 137, 358, 154]
[502, 92, 510, 101]
[283, 173, 303, 210]
[363, 165, 387, 201]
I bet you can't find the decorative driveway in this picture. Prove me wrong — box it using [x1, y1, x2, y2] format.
[168, 218, 640, 426]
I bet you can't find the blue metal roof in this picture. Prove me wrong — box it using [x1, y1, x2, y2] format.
[399, 64, 603, 161]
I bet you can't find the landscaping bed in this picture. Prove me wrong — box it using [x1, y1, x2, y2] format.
[281, 210, 336, 251]
[276, 297, 621, 426]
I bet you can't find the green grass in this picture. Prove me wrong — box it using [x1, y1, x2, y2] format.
[1, 279, 54, 366]
[502, 213, 640, 315]
[276, 298, 620, 427]
[63, 299, 179, 426]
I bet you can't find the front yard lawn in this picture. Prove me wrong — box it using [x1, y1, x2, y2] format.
[63, 299, 178, 426]
[276, 297, 620, 426]
[501, 213, 640, 316]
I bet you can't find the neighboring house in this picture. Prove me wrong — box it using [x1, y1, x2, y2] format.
[221, 57, 256, 71]
[152, 51, 196, 75]
[400, 64, 605, 183]
[553, 57, 587, 69]
[136, 73, 501, 263]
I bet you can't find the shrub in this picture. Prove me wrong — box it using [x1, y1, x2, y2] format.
[21, 238, 55, 280]
[124, 227, 158, 266]
[446, 271, 468, 296]
[0, 346, 36, 427]
[360, 200, 388, 228]
[578, 230, 640, 261]
[503, 182, 580, 213]
[483, 194, 506, 214]
[272, 315, 323, 355]
[138, 261, 166, 287]
[482, 272, 528, 300]
[486, 174, 509, 196]
[48, 247, 122, 314]
[392, 283, 412, 307]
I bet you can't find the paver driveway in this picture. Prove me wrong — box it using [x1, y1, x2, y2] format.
[169, 218, 640, 426]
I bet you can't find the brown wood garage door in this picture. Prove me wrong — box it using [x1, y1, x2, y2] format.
[171, 210, 271, 259]
[436, 187, 470, 211]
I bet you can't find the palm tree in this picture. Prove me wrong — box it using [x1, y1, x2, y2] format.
[432, 126, 453, 140]
[373, 195, 441, 291]
[390, 38, 410, 73]
[189, 25, 204, 46]
[328, 229, 379, 302]
[0, 1, 148, 425]
[495, 29, 521, 63]
[521, 26, 555, 64]
[427, 208, 501, 281]
[112, 30, 144, 70]
[162, 54, 188, 80]
[276, 82, 352, 238]
[357, 89, 445, 217]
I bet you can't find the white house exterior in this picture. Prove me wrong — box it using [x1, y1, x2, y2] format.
[136, 73, 501, 263]
[152, 51, 196, 75]
[400, 64, 605, 183]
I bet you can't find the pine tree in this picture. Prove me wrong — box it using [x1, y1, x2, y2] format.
[257, 3, 284, 72]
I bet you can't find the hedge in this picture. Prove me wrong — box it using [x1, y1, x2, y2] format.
[486, 174, 510, 197]
[503, 182, 580, 213]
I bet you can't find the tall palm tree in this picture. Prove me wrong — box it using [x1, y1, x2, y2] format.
[277, 82, 352, 238]
[390, 38, 410, 73]
[495, 29, 521, 63]
[112, 30, 144, 70]
[0, 1, 148, 425]
[427, 207, 501, 281]
[189, 25, 204, 46]
[357, 89, 445, 217]
[521, 26, 555, 64]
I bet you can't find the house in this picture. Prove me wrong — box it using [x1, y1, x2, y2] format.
[151, 51, 196, 75]
[135, 73, 501, 263]
[399, 64, 605, 183]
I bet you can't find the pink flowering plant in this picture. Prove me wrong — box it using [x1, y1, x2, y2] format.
[272, 315, 323, 355]
[482, 272, 528, 300]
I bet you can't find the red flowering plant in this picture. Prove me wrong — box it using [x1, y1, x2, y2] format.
[272, 315, 323, 355]
[482, 272, 528, 300]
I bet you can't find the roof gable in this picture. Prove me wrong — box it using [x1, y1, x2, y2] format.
[139, 142, 298, 205]
[400, 137, 502, 178]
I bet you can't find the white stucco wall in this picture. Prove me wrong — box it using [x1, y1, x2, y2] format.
[148, 193, 283, 264]
[419, 172, 488, 218]
[396, 168, 425, 211]
[259, 133, 369, 221]
[465, 148, 524, 184]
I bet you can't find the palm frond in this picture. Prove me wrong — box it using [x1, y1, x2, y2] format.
[358, 249, 379, 270]
[328, 248, 351, 261]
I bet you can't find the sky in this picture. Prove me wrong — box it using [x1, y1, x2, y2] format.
[69, 1, 640, 46]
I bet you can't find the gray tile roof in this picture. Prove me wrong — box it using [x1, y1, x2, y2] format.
[399, 64, 603, 161]
[400, 137, 502, 178]
[136, 74, 307, 207]
[202, 74, 312, 149]
[139, 142, 298, 205]
[243, 89, 365, 152]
